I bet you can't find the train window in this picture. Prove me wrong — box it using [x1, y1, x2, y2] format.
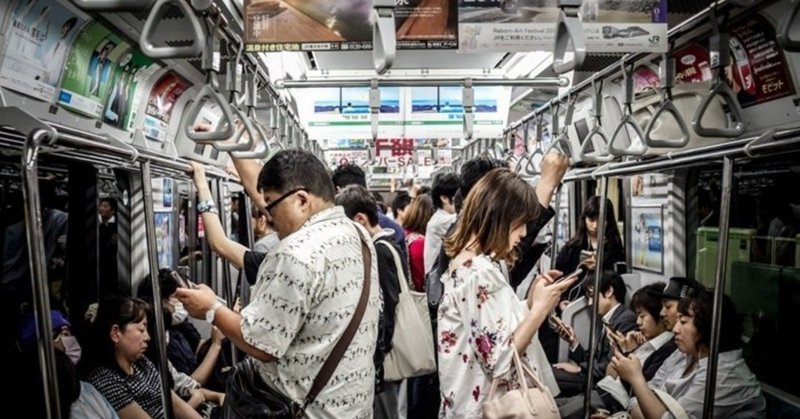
[690, 156, 800, 397]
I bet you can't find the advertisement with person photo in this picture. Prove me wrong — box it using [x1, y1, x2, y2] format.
[0, 0, 85, 102]
[143, 71, 191, 141]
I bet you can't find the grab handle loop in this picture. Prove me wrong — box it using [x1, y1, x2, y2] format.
[184, 18, 236, 142]
[692, 32, 746, 138]
[140, 0, 205, 59]
[579, 80, 614, 163]
[609, 62, 647, 156]
[232, 74, 270, 159]
[644, 55, 691, 148]
[372, 0, 396, 75]
[777, 0, 800, 51]
[552, 0, 586, 74]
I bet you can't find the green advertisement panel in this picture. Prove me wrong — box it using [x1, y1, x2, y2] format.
[58, 21, 127, 118]
[101, 49, 160, 131]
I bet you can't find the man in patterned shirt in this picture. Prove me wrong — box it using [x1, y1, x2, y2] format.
[177, 150, 381, 418]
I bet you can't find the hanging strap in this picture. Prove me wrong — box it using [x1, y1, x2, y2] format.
[302, 231, 372, 409]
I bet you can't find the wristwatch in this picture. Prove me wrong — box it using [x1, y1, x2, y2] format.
[197, 200, 218, 214]
[205, 301, 224, 324]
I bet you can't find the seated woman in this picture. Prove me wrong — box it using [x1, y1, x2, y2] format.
[613, 289, 766, 419]
[84, 295, 202, 419]
[437, 168, 577, 417]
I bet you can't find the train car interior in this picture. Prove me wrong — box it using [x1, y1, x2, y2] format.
[1, 0, 799, 417]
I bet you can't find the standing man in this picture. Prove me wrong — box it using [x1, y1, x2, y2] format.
[423, 173, 459, 274]
[177, 150, 380, 418]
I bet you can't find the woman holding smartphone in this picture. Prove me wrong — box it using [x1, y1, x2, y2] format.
[437, 168, 576, 418]
[555, 196, 625, 304]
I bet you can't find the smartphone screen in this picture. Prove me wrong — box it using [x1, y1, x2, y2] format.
[551, 267, 583, 286]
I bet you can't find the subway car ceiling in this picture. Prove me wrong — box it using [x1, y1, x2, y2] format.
[0, 0, 797, 189]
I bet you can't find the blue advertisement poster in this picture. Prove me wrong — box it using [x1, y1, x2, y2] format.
[411, 86, 497, 113]
[154, 212, 173, 269]
[632, 205, 664, 273]
[314, 87, 400, 114]
[0, 0, 86, 102]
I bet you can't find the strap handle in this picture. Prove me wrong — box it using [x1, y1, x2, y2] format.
[303, 230, 372, 409]
[377, 239, 411, 293]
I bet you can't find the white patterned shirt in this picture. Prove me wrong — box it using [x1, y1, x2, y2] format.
[241, 206, 380, 419]
[437, 254, 559, 418]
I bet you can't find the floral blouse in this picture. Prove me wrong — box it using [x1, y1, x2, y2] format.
[437, 254, 559, 418]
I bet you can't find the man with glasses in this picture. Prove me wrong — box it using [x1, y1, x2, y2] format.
[178, 150, 380, 418]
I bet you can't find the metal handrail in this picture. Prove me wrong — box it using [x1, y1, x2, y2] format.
[275, 77, 568, 89]
[608, 62, 647, 156]
[552, 0, 586, 74]
[71, 0, 154, 10]
[562, 126, 800, 181]
[506, 0, 739, 133]
[644, 55, 691, 148]
[140, 0, 205, 59]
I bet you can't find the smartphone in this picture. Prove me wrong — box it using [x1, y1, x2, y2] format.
[185, 281, 228, 305]
[601, 319, 617, 334]
[550, 267, 584, 286]
[548, 313, 566, 329]
[580, 250, 594, 263]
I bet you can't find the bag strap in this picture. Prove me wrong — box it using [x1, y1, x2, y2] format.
[376, 239, 409, 294]
[302, 231, 371, 409]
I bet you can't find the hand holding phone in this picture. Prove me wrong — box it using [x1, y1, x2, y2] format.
[550, 267, 583, 286]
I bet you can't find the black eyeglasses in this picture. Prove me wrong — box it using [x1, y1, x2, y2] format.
[264, 188, 307, 216]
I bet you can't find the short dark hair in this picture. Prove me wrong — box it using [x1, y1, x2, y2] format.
[336, 185, 379, 227]
[331, 163, 367, 189]
[631, 282, 665, 321]
[456, 157, 507, 212]
[137, 268, 180, 301]
[89, 295, 150, 371]
[100, 197, 117, 212]
[257, 150, 335, 202]
[431, 173, 460, 209]
[583, 270, 626, 303]
[391, 191, 411, 219]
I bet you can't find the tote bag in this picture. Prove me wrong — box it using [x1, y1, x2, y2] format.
[482, 350, 559, 419]
[377, 240, 437, 381]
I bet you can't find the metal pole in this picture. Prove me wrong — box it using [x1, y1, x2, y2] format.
[275, 77, 569, 89]
[141, 160, 175, 419]
[22, 130, 61, 419]
[241, 193, 255, 306]
[702, 156, 734, 419]
[550, 185, 563, 270]
[215, 179, 238, 366]
[188, 182, 198, 282]
[583, 176, 609, 417]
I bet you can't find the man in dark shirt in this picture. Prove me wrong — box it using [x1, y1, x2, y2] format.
[336, 184, 406, 419]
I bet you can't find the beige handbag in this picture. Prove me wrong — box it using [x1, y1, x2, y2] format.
[377, 240, 437, 381]
[482, 349, 559, 419]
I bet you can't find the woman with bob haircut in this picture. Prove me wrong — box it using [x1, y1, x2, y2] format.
[437, 168, 577, 418]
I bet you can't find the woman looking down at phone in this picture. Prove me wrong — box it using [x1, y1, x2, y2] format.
[555, 196, 625, 305]
[437, 168, 577, 418]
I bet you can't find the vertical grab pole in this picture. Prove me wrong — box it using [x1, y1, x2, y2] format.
[550, 185, 563, 270]
[188, 182, 198, 281]
[22, 130, 61, 419]
[583, 175, 609, 417]
[241, 194, 255, 305]
[141, 161, 175, 419]
[215, 179, 238, 365]
[702, 156, 734, 419]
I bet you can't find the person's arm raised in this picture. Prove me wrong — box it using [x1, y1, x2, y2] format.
[188, 161, 248, 269]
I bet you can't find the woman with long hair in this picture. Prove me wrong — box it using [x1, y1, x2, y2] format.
[437, 168, 575, 418]
[556, 195, 625, 303]
[402, 193, 435, 291]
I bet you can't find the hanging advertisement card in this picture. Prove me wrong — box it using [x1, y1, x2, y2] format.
[143, 71, 192, 141]
[0, 1, 85, 102]
[631, 205, 664, 273]
[458, 0, 668, 53]
[243, 0, 457, 52]
[59, 22, 128, 117]
[101, 50, 159, 131]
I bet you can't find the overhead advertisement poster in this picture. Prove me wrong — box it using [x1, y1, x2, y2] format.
[243, 0, 457, 52]
[458, 0, 668, 53]
[0, 1, 85, 102]
[143, 71, 192, 142]
[101, 50, 160, 131]
[58, 21, 128, 118]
